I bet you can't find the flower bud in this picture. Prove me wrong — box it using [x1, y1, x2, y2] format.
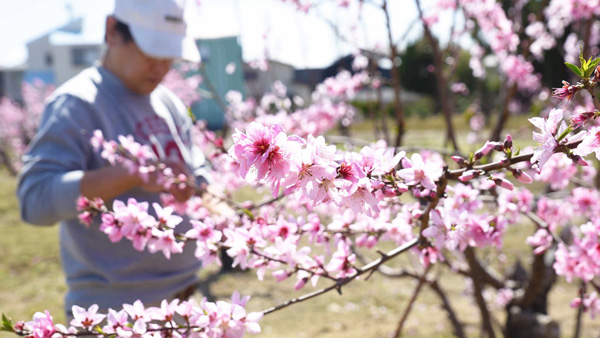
[570, 111, 595, 129]
[396, 183, 409, 193]
[371, 180, 384, 189]
[552, 81, 580, 101]
[382, 186, 397, 197]
[411, 187, 422, 197]
[493, 177, 514, 190]
[90, 197, 105, 210]
[273, 270, 291, 282]
[294, 277, 308, 290]
[492, 142, 504, 151]
[475, 141, 503, 160]
[451, 155, 467, 167]
[78, 211, 93, 227]
[503, 134, 513, 150]
[13, 321, 25, 332]
[512, 169, 532, 184]
[459, 169, 481, 182]
[570, 154, 589, 166]
[76, 196, 90, 211]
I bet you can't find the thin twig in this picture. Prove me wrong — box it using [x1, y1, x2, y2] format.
[382, 0, 406, 148]
[260, 237, 418, 315]
[197, 65, 230, 114]
[446, 139, 582, 180]
[574, 281, 586, 338]
[586, 86, 600, 112]
[442, 256, 504, 290]
[525, 211, 563, 244]
[373, 268, 466, 338]
[415, 0, 459, 152]
[418, 175, 447, 245]
[393, 266, 431, 338]
[429, 280, 467, 338]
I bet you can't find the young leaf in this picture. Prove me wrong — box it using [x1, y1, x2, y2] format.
[242, 208, 254, 220]
[0, 314, 13, 332]
[557, 126, 573, 142]
[585, 57, 600, 78]
[565, 62, 583, 78]
[187, 107, 196, 123]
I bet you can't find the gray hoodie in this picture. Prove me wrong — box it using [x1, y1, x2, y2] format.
[17, 65, 206, 315]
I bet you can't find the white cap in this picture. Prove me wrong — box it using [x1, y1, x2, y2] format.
[113, 0, 201, 62]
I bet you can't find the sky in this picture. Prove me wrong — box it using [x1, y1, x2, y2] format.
[0, 0, 448, 69]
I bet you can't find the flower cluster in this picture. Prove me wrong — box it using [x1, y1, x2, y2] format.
[0, 80, 54, 173]
[228, 122, 407, 214]
[90, 130, 193, 192]
[13, 294, 261, 338]
[225, 79, 355, 139]
[161, 62, 202, 107]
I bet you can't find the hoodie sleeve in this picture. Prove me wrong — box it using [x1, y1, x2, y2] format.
[17, 94, 96, 225]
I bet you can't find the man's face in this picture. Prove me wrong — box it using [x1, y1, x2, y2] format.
[105, 17, 173, 95]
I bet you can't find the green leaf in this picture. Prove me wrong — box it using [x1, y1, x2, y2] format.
[514, 147, 521, 157]
[585, 57, 600, 78]
[242, 208, 254, 220]
[580, 46, 586, 68]
[0, 314, 13, 332]
[557, 126, 573, 142]
[188, 107, 197, 123]
[565, 62, 583, 78]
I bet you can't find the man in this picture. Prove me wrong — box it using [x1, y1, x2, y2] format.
[17, 0, 207, 319]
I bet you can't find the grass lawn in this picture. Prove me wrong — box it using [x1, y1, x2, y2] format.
[1, 115, 599, 337]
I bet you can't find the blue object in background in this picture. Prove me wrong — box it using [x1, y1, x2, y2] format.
[192, 36, 245, 131]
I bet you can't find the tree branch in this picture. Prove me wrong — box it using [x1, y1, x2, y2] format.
[375, 268, 467, 338]
[382, 0, 406, 148]
[574, 281, 586, 338]
[260, 237, 418, 315]
[393, 266, 431, 338]
[518, 250, 546, 309]
[465, 247, 497, 338]
[446, 139, 582, 180]
[429, 279, 467, 338]
[415, 0, 460, 152]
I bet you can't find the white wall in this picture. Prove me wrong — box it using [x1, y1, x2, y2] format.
[52, 44, 102, 85]
[26, 36, 52, 71]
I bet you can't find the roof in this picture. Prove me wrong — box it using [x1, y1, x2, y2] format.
[48, 16, 104, 46]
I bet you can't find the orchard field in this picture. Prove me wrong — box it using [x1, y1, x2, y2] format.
[5, 1, 600, 338]
[2, 115, 600, 338]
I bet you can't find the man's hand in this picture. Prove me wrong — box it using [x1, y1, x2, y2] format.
[139, 159, 194, 203]
[81, 159, 194, 203]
